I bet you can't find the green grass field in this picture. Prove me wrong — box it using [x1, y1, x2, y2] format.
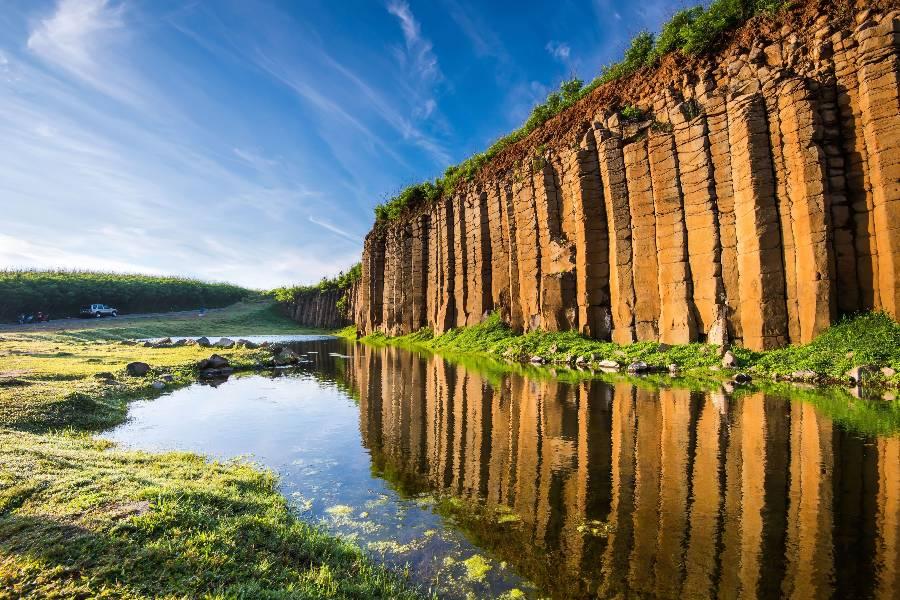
[0, 304, 424, 598]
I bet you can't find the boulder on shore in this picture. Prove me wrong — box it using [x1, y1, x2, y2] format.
[126, 362, 150, 377]
[721, 351, 738, 368]
[214, 338, 235, 349]
[237, 339, 259, 349]
[197, 354, 230, 370]
[197, 337, 211, 347]
[846, 365, 875, 385]
[273, 348, 300, 366]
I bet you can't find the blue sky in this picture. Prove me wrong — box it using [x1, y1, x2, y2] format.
[0, 0, 681, 288]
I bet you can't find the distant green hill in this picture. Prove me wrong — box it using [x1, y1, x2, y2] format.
[0, 270, 253, 322]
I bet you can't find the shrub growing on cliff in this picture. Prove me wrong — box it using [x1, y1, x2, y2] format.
[270, 262, 361, 303]
[374, 77, 589, 222]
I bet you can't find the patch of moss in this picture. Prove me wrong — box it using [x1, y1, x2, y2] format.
[462, 554, 492, 582]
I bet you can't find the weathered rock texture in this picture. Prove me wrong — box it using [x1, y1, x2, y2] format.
[285, 284, 357, 329]
[354, 1, 900, 350]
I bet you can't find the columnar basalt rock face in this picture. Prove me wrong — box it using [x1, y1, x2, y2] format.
[353, 4, 900, 351]
[286, 287, 353, 329]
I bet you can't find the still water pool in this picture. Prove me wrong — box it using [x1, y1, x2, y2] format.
[104, 338, 899, 599]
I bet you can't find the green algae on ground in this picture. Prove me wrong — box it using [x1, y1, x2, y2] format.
[463, 554, 493, 581]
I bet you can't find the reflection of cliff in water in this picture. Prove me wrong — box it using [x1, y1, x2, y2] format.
[336, 343, 899, 599]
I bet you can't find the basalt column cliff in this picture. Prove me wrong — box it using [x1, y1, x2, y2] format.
[354, 1, 900, 351]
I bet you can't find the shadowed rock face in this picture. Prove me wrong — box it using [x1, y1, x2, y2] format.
[347, 3, 900, 350]
[286, 286, 356, 329]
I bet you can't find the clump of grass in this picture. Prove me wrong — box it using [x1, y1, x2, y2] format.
[748, 312, 900, 378]
[373, 0, 790, 223]
[619, 104, 645, 121]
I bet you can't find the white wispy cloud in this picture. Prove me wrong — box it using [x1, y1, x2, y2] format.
[25, 0, 143, 106]
[385, 0, 448, 147]
[444, 0, 508, 61]
[545, 40, 571, 62]
[308, 216, 362, 243]
[386, 0, 441, 83]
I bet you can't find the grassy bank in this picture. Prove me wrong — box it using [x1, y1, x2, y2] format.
[0, 312, 423, 597]
[340, 313, 900, 436]
[59, 300, 318, 342]
[343, 313, 900, 385]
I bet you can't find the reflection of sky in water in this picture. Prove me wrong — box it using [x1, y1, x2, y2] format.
[103, 367, 531, 599]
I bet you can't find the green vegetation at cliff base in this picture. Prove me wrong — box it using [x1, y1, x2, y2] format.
[341, 312, 900, 436]
[344, 312, 900, 384]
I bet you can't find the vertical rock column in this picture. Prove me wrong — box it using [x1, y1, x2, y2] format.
[702, 89, 743, 343]
[381, 226, 401, 334]
[431, 197, 457, 333]
[763, 74, 801, 343]
[833, 24, 880, 310]
[727, 92, 788, 350]
[452, 194, 469, 328]
[410, 214, 430, 331]
[778, 77, 837, 343]
[399, 224, 413, 333]
[486, 183, 510, 320]
[623, 137, 661, 341]
[817, 71, 860, 314]
[672, 104, 725, 341]
[512, 168, 543, 331]
[649, 131, 697, 344]
[500, 182, 524, 330]
[360, 233, 385, 334]
[856, 12, 900, 318]
[595, 129, 636, 343]
[465, 189, 492, 325]
[534, 162, 577, 331]
[568, 132, 612, 338]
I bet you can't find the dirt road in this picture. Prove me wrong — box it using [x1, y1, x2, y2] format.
[0, 307, 228, 333]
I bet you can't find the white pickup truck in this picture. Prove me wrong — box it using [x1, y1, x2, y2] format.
[80, 304, 118, 318]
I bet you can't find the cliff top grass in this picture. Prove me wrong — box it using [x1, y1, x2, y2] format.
[270, 263, 361, 303]
[0, 312, 423, 598]
[373, 0, 789, 223]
